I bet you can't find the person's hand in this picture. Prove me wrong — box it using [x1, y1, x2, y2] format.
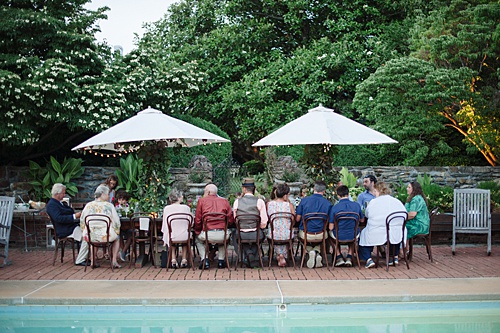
[75, 212, 82, 219]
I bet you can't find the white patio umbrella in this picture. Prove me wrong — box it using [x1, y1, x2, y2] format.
[72, 107, 230, 154]
[252, 104, 397, 147]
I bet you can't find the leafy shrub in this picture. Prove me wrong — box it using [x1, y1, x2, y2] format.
[282, 170, 300, 182]
[243, 160, 265, 175]
[477, 181, 500, 211]
[340, 167, 357, 188]
[115, 154, 143, 199]
[27, 157, 84, 200]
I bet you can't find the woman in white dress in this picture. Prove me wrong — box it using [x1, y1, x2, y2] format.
[358, 182, 406, 269]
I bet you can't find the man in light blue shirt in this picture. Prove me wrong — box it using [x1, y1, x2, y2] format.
[357, 175, 377, 211]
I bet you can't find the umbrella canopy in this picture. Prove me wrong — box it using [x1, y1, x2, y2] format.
[252, 105, 397, 147]
[72, 107, 230, 153]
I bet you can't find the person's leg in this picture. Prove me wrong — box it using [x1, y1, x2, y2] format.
[111, 239, 121, 267]
[75, 239, 89, 265]
[358, 245, 373, 261]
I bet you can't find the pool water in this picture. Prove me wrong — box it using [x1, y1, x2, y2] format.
[1, 301, 499, 333]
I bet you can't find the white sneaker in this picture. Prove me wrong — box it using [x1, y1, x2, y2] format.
[315, 254, 323, 268]
[307, 251, 316, 268]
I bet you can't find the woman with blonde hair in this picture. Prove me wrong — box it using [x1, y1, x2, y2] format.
[358, 182, 406, 269]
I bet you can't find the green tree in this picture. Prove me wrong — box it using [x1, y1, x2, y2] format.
[0, 0, 206, 165]
[138, 0, 420, 162]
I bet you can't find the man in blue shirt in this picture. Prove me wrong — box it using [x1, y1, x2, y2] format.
[357, 175, 377, 211]
[330, 185, 363, 267]
[296, 180, 333, 269]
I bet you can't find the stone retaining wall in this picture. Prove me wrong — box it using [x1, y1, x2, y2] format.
[1, 163, 499, 203]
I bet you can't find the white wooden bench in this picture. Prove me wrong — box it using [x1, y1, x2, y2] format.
[452, 189, 491, 256]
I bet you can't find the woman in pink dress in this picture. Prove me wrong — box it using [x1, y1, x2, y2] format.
[162, 189, 192, 268]
[267, 183, 296, 267]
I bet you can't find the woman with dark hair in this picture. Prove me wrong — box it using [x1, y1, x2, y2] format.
[405, 181, 430, 240]
[267, 183, 295, 267]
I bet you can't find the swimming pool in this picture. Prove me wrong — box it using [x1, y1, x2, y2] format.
[1, 301, 499, 333]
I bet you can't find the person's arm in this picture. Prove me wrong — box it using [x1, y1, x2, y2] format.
[257, 199, 268, 228]
[46, 200, 77, 224]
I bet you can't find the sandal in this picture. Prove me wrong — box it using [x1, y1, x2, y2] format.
[171, 259, 178, 269]
[180, 259, 188, 268]
[112, 262, 122, 269]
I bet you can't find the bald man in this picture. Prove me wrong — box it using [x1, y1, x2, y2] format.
[194, 184, 234, 269]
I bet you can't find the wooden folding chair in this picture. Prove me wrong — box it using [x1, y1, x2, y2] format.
[330, 211, 361, 269]
[267, 212, 295, 268]
[165, 212, 195, 271]
[83, 214, 114, 271]
[375, 211, 409, 271]
[234, 213, 264, 269]
[298, 212, 329, 269]
[408, 207, 438, 262]
[201, 212, 231, 271]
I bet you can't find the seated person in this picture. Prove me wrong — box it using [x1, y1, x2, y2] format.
[233, 178, 268, 268]
[295, 180, 333, 269]
[80, 185, 121, 268]
[46, 183, 88, 266]
[267, 183, 295, 267]
[162, 189, 192, 269]
[115, 190, 132, 261]
[357, 175, 377, 213]
[329, 185, 363, 267]
[358, 182, 406, 269]
[195, 184, 234, 269]
[405, 181, 430, 253]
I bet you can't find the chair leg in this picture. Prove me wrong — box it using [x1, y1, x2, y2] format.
[268, 240, 274, 268]
[60, 240, 65, 263]
[52, 239, 59, 266]
[408, 238, 414, 261]
[426, 238, 433, 263]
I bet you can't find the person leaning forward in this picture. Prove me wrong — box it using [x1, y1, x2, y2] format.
[46, 183, 89, 266]
[194, 183, 234, 269]
[296, 180, 333, 269]
[233, 178, 268, 268]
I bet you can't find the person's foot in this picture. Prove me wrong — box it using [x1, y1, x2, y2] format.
[180, 259, 188, 268]
[75, 261, 91, 266]
[307, 251, 316, 269]
[335, 255, 345, 267]
[315, 253, 323, 268]
[365, 258, 375, 269]
[344, 255, 353, 267]
[388, 257, 399, 266]
[198, 259, 210, 270]
[218, 260, 226, 269]
[171, 259, 178, 269]
[119, 250, 127, 262]
[278, 254, 286, 267]
[112, 262, 121, 269]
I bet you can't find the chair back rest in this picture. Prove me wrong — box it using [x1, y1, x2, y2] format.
[268, 212, 295, 240]
[84, 214, 112, 244]
[202, 212, 228, 232]
[0, 197, 15, 244]
[429, 207, 439, 230]
[453, 189, 491, 230]
[333, 211, 360, 242]
[235, 213, 261, 230]
[302, 212, 329, 234]
[385, 211, 408, 245]
[131, 213, 155, 232]
[166, 213, 194, 241]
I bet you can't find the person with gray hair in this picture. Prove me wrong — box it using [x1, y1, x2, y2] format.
[46, 183, 89, 266]
[161, 189, 192, 268]
[79, 184, 121, 268]
[195, 183, 234, 269]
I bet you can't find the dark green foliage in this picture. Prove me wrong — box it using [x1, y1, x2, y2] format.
[169, 114, 232, 168]
[242, 160, 265, 175]
[477, 181, 500, 210]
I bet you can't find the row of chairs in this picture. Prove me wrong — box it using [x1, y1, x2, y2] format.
[49, 207, 440, 271]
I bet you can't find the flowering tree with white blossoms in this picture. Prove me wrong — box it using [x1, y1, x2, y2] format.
[0, 0, 205, 165]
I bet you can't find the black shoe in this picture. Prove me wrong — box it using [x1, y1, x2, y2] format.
[218, 260, 226, 269]
[198, 259, 210, 270]
[243, 258, 252, 268]
[75, 261, 91, 266]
